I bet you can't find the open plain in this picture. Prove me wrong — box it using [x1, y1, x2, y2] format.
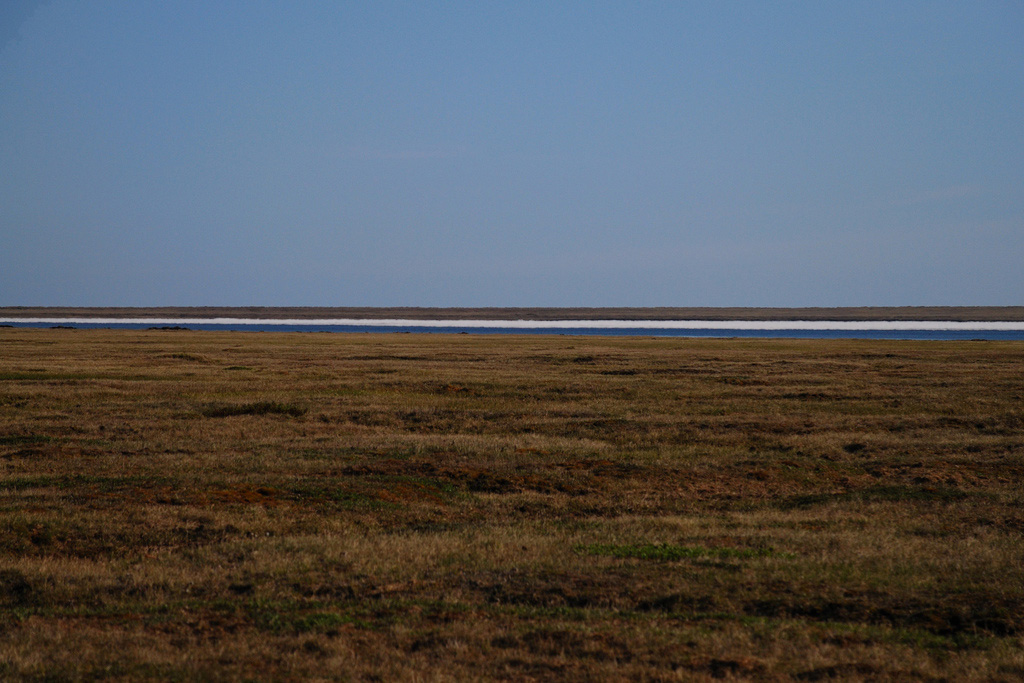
[3, 305, 1024, 321]
[1, 328, 1022, 680]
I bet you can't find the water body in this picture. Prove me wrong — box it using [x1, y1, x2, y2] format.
[3, 318, 1024, 340]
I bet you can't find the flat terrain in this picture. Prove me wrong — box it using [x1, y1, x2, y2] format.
[1, 329, 1022, 680]
[3, 305, 1024, 321]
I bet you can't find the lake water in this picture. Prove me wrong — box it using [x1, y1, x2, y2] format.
[3, 318, 1024, 340]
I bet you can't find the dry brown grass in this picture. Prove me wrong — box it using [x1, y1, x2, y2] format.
[1, 328, 1023, 680]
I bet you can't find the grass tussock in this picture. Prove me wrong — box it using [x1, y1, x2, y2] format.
[0, 327, 1022, 680]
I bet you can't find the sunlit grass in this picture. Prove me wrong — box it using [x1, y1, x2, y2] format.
[0, 328, 1022, 679]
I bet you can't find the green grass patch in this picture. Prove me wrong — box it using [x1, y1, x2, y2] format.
[243, 600, 379, 633]
[292, 612, 372, 633]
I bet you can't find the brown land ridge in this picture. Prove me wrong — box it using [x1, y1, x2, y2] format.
[1, 305, 1024, 321]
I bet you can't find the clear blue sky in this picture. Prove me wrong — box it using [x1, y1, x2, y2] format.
[2, 1, 1022, 307]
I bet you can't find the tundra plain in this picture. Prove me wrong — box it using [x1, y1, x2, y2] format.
[1, 328, 1022, 680]
[3, 305, 1024, 321]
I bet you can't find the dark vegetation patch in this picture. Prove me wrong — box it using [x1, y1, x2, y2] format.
[749, 590, 1023, 637]
[576, 543, 780, 561]
[635, 592, 718, 613]
[0, 516, 235, 557]
[331, 457, 643, 497]
[163, 352, 209, 362]
[243, 601, 390, 634]
[0, 371, 165, 382]
[201, 401, 308, 418]
[488, 627, 637, 665]
[0, 476, 58, 491]
[793, 664, 888, 681]
[0, 569, 35, 607]
[0, 395, 30, 408]
[283, 482, 401, 511]
[461, 569, 643, 610]
[0, 372, 88, 381]
[208, 485, 283, 506]
[781, 485, 971, 509]
[0, 435, 52, 447]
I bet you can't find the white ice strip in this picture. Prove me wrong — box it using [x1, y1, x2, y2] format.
[3, 318, 1024, 330]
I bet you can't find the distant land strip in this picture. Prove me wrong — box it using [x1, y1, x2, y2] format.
[2, 306, 1023, 321]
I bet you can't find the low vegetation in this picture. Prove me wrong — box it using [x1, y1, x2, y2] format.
[0, 328, 1022, 680]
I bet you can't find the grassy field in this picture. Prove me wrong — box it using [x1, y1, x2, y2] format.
[1, 328, 1022, 680]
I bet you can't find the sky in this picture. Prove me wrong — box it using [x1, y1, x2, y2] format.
[1, 1, 1022, 307]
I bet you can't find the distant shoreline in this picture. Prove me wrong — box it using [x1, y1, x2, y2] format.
[2, 306, 1023, 321]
